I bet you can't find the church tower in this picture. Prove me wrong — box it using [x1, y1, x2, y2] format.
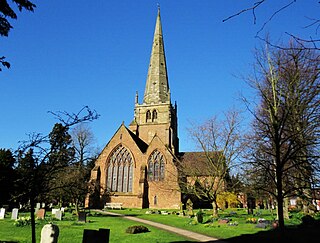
[86, 8, 182, 210]
[129, 8, 179, 155]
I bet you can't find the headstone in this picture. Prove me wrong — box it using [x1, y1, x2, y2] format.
[0, 208, 5, 219]
[52, 208, 59, 215]
[36, 203, 41, 209]
[78, 212, 87, 222]
[42, 203, 46, 208]
[61, 207, 65, 213]
[55, 210, 62, 220]
[37, 209, 46, 219]
[11, 208, 19, 220]
[40, 223, 59, 243]
[82, 228, 110, 243]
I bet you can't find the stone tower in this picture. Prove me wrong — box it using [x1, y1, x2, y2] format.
[86, 8, 182, 210]
[129, 8, 179, 155]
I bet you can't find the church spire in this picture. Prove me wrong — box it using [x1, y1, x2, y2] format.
[143, 7, 170, 104]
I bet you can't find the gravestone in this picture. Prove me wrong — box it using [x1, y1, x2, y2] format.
[186, 199, 194, 217]
[55, 210, 62, 220]
[78, 212, 87, 222]
[37, 209, 46, 219]
[52, 208, 59, 215]
[0, 208, 5, 219]
[82, 228, 110, 243]
[40, 223, 59, 243]
[36, 203, 41, 209]
[11, 208, 19, 220]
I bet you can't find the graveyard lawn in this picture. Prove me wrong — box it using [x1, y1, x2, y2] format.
[0, 208, 319, 243]
[101, 208, 320, 242]
[0, 212, 191, 243]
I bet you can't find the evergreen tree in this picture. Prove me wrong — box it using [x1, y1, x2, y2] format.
[0, 149, 16, 206]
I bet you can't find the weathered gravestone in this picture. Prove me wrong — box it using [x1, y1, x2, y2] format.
[52, 208, 59, 215]
[0, 208, 5, 219]
[55, 210, 62, 220]
[40, 223, 59, 243]
[82, 228, 110, 243]
[11, 208, 19, 220]
[78, 212, 87, 222]
[37, 209, 46, 219]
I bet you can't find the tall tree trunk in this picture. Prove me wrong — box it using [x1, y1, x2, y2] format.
[212, 200, 219, 217]
[30, 193, 36, 243]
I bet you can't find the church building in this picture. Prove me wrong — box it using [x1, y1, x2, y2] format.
[85, 9, 184, 209]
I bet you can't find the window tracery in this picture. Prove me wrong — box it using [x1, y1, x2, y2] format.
[148, 150, 165, 181]
[107, 145, 133, 192]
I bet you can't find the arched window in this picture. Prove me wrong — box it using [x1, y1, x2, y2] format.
[106, 145, 134, 192]
[146, 110, 151, 122]
[148, 150, 165, 181]
[152, 109, 157, 122]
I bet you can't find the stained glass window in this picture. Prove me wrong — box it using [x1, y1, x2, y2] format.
[148, 150, 165, 181]
[106, 145, 134, 192]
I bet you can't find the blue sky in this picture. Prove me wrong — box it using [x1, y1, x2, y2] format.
[0, 0, 319, 152]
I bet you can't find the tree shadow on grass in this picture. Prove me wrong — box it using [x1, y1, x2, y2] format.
[171, 220, 320, 243]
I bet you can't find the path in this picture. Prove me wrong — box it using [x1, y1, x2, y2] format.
[93, 210, 227, 242]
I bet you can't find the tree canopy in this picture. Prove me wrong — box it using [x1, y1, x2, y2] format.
[0, 0, 36, 70]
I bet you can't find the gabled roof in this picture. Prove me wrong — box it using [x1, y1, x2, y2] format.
[125, 126, 148, 153]
[179, 151, 224, 176]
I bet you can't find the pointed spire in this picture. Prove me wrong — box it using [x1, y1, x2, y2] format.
[143, 7, 170, 104]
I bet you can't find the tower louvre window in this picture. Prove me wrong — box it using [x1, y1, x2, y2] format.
[106, 145, 133, 192]
[148, 150, 165, 181]
[146, 110, 151, 122]
[152, 109, 157, 122]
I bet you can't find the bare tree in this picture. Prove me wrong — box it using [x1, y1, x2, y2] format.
[177, 110, 244, 216]
[71, 123, 96, 166]
[56, 123, 99, 215]
[15, 106, 99, 243]
[223, 1, 320, 50]
[243, 41, 320, 230]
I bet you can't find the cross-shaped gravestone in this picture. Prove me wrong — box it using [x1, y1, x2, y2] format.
[11, 208, 19, 220]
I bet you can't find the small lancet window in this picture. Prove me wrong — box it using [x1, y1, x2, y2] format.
[146, 110, 151, 122]
[152, 109, 157, 122]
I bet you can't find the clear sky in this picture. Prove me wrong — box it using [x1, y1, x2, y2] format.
[0, 0, 319, 152]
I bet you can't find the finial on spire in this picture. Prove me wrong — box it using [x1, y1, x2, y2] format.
[157, 3, 160, 11]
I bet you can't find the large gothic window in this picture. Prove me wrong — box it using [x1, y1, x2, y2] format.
[106, 145, 134, 192]
[148, 150, 165, 181]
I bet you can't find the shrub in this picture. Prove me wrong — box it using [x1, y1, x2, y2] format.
[125, 225, 150, 234]
[14, 217, 32, 227]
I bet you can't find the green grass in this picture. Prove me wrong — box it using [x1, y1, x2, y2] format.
[106, 208, 277, 239]
[0, 212, 191, 243]
[0, 208, 319, 243]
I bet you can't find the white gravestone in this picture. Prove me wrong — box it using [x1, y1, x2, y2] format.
[40, 223, 59, 243]
[55, 210, 62, 220]
[11, 208, 19, 220]
[52, 208, 59, 215]
[0, 208, 5, 219]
